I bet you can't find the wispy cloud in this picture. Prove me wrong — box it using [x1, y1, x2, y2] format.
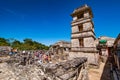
[0, 8, 25, 20]
[4, 8, 17, 15]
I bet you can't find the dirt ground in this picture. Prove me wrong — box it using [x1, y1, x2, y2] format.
[88, 62, 111, 80]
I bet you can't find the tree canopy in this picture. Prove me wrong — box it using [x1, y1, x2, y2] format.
[0, 37, 10, 46]
[0, 37, 49, 50]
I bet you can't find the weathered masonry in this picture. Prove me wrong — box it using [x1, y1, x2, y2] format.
[71, 4, 96, 51]
[114, 33, 120, 70]
[70, 5, 98, 65]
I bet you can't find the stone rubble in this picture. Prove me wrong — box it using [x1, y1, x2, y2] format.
[0, 55, 87, 80]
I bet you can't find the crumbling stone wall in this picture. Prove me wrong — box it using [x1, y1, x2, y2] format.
[0, 56, 88, 80]
[41, 57, 87, 80]
[69, 52, 99, 66]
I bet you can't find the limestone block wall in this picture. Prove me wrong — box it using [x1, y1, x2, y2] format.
[101, 49, 108, 56]
[107, 40, 114, 47]
[71, 18, 91, 26]
[84, 11, 89, 18]
[71, 39, 79, 47]
[72, 25, 79, 33]
[84, 37, 95, 47]
[84, 11, 91, 17]
[72, 21, 94, 33]
[69, 52, 99, 65]
[83, 22, 93, 31]
[72, 31, 94, 38]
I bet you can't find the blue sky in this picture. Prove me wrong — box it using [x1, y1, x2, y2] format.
[0, 0, 120, 46]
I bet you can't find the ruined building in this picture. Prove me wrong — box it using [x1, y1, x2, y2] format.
[96, 36, 115, 57]
[49, 41, 71, 61]
[50, 41, 71, 54]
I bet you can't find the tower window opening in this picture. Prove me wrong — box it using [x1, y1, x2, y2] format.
[77, 13, 84, 19]
[78, 24, 83, 32]
[79, 38, 84, 47]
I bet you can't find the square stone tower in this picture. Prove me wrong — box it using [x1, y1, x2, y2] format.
[70, 5, 98, 64]
[71, 4, 96, 52]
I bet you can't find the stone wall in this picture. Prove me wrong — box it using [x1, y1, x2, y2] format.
[71, 39, 80, 47]
[83, 22, 93, 31]
[69, 52, 99, 66]
[41, 57, 87, 80]
[72, 31, 94, 38]
[84, 37, 95, 47]
[72, 25, 79, 33]
[84, 11, 89, 18]
[0, 56, 88, 80]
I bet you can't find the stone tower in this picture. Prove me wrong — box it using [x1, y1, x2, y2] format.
[70, 5, 98, 64]
[71, 4, 96, 52]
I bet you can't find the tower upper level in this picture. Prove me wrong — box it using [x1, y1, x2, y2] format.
[71, 4, 93, 21]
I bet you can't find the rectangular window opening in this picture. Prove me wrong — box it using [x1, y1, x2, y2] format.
[77, 14, 84, 19]
[79, 38, 84, 47]
[78, 24, 83, 32]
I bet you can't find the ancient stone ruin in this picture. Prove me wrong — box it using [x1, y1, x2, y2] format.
[0, 52, 87, 80]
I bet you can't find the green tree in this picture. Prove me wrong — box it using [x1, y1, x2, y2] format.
[12, 40, 22, 49]
[0, 37, 10, 46]
[24, 38, 33, 45]
[0, 37, 49, 50]
[23, 38, 33, 50]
